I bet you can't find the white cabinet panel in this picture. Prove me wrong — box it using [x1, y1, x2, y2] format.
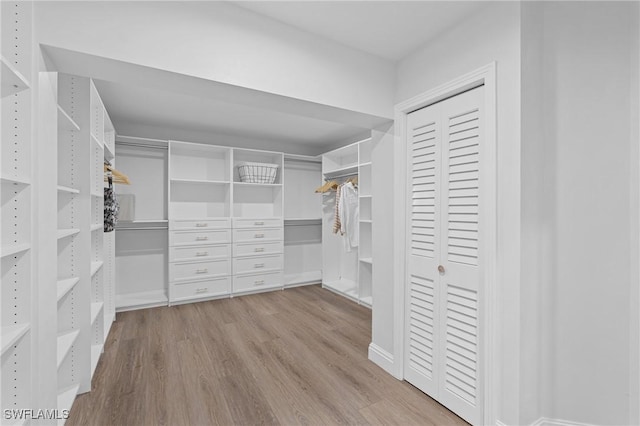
[233, 254, 283, 275]
[233, 271, 283, 293]
[170, 229, 231, 246]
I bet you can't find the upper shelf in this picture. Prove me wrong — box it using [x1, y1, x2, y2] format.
[323, 163, 358, 178]
[1, 56, 30, 98]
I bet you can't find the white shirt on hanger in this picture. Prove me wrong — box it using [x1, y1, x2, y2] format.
[338, 181, 359, 252]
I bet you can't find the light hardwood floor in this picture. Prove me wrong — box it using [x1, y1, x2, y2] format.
[68, 285, 468, 426]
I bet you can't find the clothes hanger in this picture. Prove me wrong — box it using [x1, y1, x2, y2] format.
[315, 180, 339, 193]
[104, 164, 131, 185]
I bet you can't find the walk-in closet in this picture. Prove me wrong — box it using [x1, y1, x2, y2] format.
[3, 1, 640, 425]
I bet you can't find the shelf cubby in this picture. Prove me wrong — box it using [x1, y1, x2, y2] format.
[171, 142, 231, 182]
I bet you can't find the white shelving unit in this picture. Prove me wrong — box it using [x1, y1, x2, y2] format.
[1, 1, 34, 417]
[283, 155, 323, 287]
[321, 138, 373, 308]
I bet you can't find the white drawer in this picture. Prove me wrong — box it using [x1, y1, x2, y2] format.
[171, 277, 230, 301]
[233, 271, 283, 293]
[233, 241, 283, 258]
[232, 227, 283, 243]
[171, 218, 230, 230]
[233, 218, 282, 229]
[171, 258, 230, 282]
[233, 254, 283, 275]
[170, 244, 230, 262]
[170, 229, 231, 246]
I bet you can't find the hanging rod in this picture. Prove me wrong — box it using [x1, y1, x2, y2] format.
[115, 226, 168, 231]
[115, 141, 168, 150]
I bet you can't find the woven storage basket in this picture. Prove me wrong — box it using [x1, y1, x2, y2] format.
[237, 161, 279, 184]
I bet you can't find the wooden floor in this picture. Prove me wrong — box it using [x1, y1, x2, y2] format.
[68, 285, 467, 426]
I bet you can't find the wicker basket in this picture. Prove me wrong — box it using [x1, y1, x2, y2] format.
[237, 161, 279, 184]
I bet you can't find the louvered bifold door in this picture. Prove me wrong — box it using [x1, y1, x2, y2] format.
[404, 85, 484, 426]
[404, 103, 442, 397]
[436, 85, 484, 425]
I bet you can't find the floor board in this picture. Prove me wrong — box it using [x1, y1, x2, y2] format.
[67, 285, 468, 426]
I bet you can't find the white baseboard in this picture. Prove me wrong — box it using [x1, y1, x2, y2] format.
[368, 343, 400, 378]
[531, 417, 599, 426]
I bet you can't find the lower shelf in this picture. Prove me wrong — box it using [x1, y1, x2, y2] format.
[323, 279, 359, 302]
[57, 384, 80, 424]
[284, 270, 322, 287]
[91, 344, 103, 377]
[116, 290, 168, 312]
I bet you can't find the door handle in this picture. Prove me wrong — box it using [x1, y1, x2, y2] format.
[438, 265, 445, 274]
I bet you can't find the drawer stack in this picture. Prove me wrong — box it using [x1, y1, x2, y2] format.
[169, 218, 232, 303]
[232, 218, 284, 294]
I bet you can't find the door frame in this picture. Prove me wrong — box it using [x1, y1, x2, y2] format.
[392, 62, 497, 425]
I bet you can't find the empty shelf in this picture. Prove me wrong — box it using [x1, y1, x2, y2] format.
[57, 105, 80, 131]
[1, 176, 30, 186]
[171, 178, 230, 185]
[1, 56, 30, 98]
[1, 323, 30, 354]
[90, 302, 104, 326]
[360, 296, 373, 307]
[233, 182, 282, 187]
[359, 257, 373, 264]
[57, 229, 80, 240]
[104, 143, 115, 162]
[90, 224, 102, 232]
[1, 243, 30, 258]
[57, 185, 80, 194]
[90, 261, 104, 277]
[57, 384, 80, 420]
[91, 344, 103, 377]
[323, 164, 358, 178]
[57, 329, 80, 368]
[57, 277, 80, 301]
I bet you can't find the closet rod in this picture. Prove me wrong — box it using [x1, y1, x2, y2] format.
[115, 141, 168, 150]
[115, 226, 168, 231]
[284, 157, 322, 164]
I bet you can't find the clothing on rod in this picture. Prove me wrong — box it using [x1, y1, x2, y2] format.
[337, 181, 359, 252]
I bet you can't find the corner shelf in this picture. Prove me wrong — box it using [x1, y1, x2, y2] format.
[0, 244, 30, 258]
[57, 278, 80, 301]
[1, 55, 30, 98]
[1, 324, 30, 355]
[57, 329, 80, 369]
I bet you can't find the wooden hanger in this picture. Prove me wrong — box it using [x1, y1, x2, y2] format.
[315, 180, 339, 193]
[104, 164, 131, 185]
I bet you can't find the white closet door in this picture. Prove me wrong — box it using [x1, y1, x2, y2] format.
[405, 86, 484, 425]
[404, 102, 442, 397]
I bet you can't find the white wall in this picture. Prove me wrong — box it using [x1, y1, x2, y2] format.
[34, 1, 395, 119]
[536, 2, 637, 424]
[378, 3, 524, 424]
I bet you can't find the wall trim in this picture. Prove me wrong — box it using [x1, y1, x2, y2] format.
[368, 343, 399, 378]
[392, 62, 498, 425]
[531, 417, 599, 426]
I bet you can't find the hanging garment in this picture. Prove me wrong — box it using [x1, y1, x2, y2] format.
[338, 181, 359, 251]
[104, 182, 119, 232]
[333, 184, 342, 234]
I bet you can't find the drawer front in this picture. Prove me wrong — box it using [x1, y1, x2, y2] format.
[232, 227, 283, 243]
[170, 229, 231, 246]
[170, 244, 230, 262]
[171, 277, 230, 301]
[233, 241, 283, 258]
[171, 259, 230, 282]
[233, 218, 282, 229]
[233, 271, 283, 293]
[233, 254, 283, 275]
[172, 218, 230, 230]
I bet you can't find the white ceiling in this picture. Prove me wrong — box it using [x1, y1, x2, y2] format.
[233, 1, 488, 61]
